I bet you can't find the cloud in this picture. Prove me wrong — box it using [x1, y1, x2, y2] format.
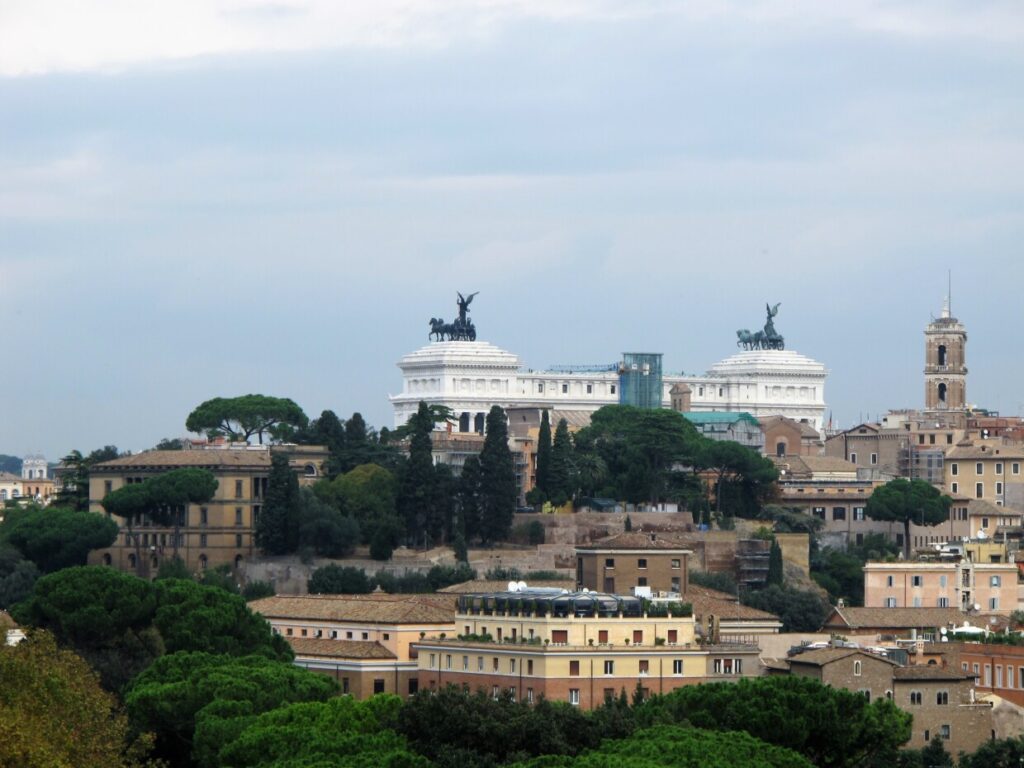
[3, 1, 1022, 77]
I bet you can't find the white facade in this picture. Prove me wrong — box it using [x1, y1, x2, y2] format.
[391, 341, 828, 433]
[21, 455, 47, 480]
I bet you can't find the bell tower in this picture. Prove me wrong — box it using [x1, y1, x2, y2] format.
[924, 295, 967, 412]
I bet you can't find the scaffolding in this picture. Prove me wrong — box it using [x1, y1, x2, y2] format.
[618, 353, 663, 409]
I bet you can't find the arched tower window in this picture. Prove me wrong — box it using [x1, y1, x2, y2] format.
[776, 441, 787, 457]
[938, 344, 947, 366]
[938, 382, 947, 403]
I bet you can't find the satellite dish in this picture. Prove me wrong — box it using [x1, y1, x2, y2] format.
[508, 581, 518, 593]
[973, 604, 981, 612]
[940, 627, 947, 635]
[517, 581, 528, 592]
[941, 636, 949, 642]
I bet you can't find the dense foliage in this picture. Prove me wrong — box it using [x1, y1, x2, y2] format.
[740, 584, 830, 633]
[865, 478, 952, 557]
[185, 394, 309, 444]
[1, 506, 118, 573]
[308, 563, 476, 594]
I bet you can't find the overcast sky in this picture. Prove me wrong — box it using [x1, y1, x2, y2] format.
[2, 1, 1023, 459]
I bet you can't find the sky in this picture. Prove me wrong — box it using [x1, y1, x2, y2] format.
[1, 1, 1023, 459]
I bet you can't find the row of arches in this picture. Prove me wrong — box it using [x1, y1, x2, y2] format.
[106, 552, 244, 572]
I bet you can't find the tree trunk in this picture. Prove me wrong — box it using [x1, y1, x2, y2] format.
[903, 519, 912, 560]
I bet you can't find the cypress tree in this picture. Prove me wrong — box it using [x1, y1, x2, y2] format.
[255, 453, 301, 555]
[534, 410, 552, 500]
[478, 406, 516, 545]
[459, 456, 482, 542]
[766, 538, 784, 587]
[396, 402, 435, 547]
[548, 418, 572, 506]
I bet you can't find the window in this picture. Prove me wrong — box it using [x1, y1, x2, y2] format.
[833, 507, 846, 521]
[813, 507, 825, 519]
[429, 654, 436, 668]
[633, 630, 643, 644]
[637, 558, 647, 570]
[673, 659, 683, 675]
[510, 659, 516, 673]
[936, 691, 949, 705]
[604, 660, 614, 675]
[346, 631, 353, 639]
[492, 686, 500, 700]
[342, 677, 350, 694]
[462, 656, 468, 670]
[853, 660, 862, 677]
[561, 383, 568, 394]
[235, 533, 243, 547]
[671, 559, 681, 569]
[984, 665, 992, 686]
[537, 382, 543, 393]
[938, 597, 949, 607]
[870, 453, 878, 465]
[951, 482, 958, 494]
[477, 656, 484, 671]
[991, 575, 1002, 587]
[598, 630, 608, 644]
[671, 577, 680, 592]
[939, 724, 950, 740]
[200, 507, 208, 525]
[445, 655, 452, 669]
[977, 463, 984, 476]
[1010, 666, 1016, 690]
[951, 463, 959, 476]
[610, 385, 616, 395]
[527, 659, 533, 675]
[605, 558, 615, 568]
[667, 629, 677, 644]
[997, 482, 1004, 495]
[990, 597, 1000, 610]
[859, 689, 871, 702]
[976, 483, 984, 499]
[912, 575, 922, 587]
[886, 575, 894, 587]
[638, 577, 648, 587]
[235, 507, 243, 526]
[940, 574, 947, 588]
[383, 633, 390, 640]
[235, 479, 244, 498]
[639, 660, 649, 676]
[996, 666, 1003, 687]
[527, 688, 534, 703]
[885, 597, 897, 608]
[850, 452, 858, 464]
[1014, 463, 1020, 475]
[493, 658, 499, 671]
[569, 689, 580, 706]
[569, 660, 580, 676]
[104, 480, 113, 494]
[997, 463, 1004, 474]
[552, 630, 568, 645]
[853, 507, 865, 521]
[587, 384, 592, 394]
[910, 691, 922, 705]
[362, 632, 368, 640]
[409, 679, 418, 695]
[200, 533, 207, 548]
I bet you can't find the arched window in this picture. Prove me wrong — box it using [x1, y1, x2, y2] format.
[474, 413, 485, 434]
[0, 490, 6, 501]
[853, 660, 862, 676]
[234, 554, 244, 570]
[459, 412, 470, 433]
[102, 553, 112, 567]
[304, 464, 317, 477]
[128, 553, 137, 569]
[938, 383, 947, 403]
[199, 554, 208, 571]
[775, 441, 787, 457]
[938, 344, 947, 366]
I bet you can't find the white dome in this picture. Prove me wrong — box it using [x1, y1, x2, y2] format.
[398, 340, 521, 373]
[707, 348, 827, 378]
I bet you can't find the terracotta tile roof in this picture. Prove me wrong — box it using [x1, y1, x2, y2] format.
[0, 472, 21, 483]
[687, 594, 781, 623]
[684, 584, 740, 602]
[250, 594, 455, 625]
[894, 665, 971, 681]
[824, 606, 967, 630]
[968, 499, 1022, 517]
[789, 647, 896, 667]
[92, 449, 272, 471]
[947, 445, 1024, 460]
[439, 579, 576, 594]
[288, 638, 396, 659]
[577, 532, 693, 551]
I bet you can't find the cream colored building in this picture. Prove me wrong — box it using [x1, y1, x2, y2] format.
[88, 445, 328, 576]
[415, 589, 759, 709]
[250, 594, 456, 698]
[945, 444, 1024, 508]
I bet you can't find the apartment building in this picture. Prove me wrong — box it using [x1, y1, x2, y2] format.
[250, 593, 456, 698]
[575, 532, 691, 595]
[864, 560, 1017, 614]
[958, 641, 1024, 707]
[945, 444, 1024, 508]
[415, 588, 759, 709]
[88, 445, 328, 575]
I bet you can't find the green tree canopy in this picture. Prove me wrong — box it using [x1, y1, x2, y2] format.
[478, 406, 516, 544]
[865, 478, 951, 557]
[297, 487, 360, 558]
[1, 507, 118, 574]
[125, 651, 337, 768]
[218, 694, 425, 768]
[307, 564, 373, 594]
[514, 725, 813, 768]
[740, 584, 829, 633]
[396, 401, 442, 547]
[185, 395, 309, 444]
[529, 410, 553, 505]
[0, 545, 39, 609]
[255, 454, 301, 555]
[634, 675, 911, 768]
[0, 631, 151, 768]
